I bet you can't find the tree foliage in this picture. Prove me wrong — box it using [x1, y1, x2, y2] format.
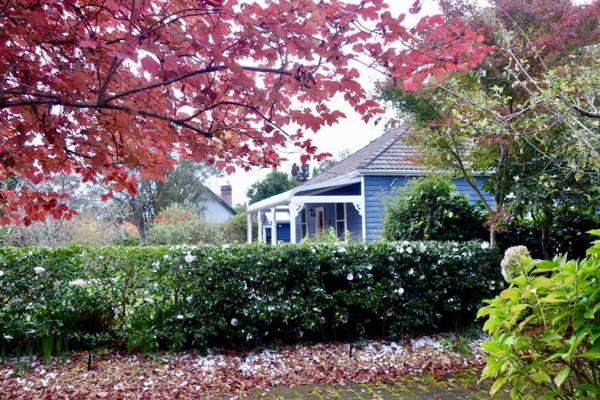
[380, 0, 600, 248]
[383, 176, 486, 242]
[247, 170, 298, 205]
[0, 0, 492, 224]
[111, 160, 217, 243]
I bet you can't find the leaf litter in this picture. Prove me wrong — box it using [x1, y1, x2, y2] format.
[0, 334, 487, 399]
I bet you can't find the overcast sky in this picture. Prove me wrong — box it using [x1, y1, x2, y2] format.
[206, 0, 441, 206]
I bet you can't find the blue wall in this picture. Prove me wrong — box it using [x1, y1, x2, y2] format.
[363, 175, 493, 242]
[345, 203, 362, 240]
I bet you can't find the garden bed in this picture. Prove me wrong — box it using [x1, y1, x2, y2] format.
[0, 333, 488, 399]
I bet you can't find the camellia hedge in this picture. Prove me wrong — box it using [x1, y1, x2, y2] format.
[0, 241, 502, 355]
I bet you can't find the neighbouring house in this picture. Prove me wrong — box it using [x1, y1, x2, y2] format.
[200, 184, 237, 223]
[246, 128, 493, 243]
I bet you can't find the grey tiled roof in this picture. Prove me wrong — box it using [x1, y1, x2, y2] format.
[304, 127, 426, 185]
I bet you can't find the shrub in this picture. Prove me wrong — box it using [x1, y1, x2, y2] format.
[478, 231, 600, 399]
[146, 203, 224, 245]
[0, 241, 501, 356]
[383, 176, 486, 241]
[222, 209, 257, 243]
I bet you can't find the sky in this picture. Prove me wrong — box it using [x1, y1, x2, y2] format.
[207, 0, 441, 206]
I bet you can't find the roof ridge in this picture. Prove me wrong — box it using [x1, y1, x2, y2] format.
[359, 127, 406, 169]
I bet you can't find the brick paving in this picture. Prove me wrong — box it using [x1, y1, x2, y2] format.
[245, 372, 510, 399]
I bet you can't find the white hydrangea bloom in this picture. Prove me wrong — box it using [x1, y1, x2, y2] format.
[500, 246, 530, 283]
[69, 279, 87, 287]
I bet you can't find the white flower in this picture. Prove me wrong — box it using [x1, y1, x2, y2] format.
[346, 272, 354, 281]
[230, 318, 239, 326]
[69, 279, 87, 287]
[184, 254, 196, 264]
[501, 246, 530, 283]
[186, 295, 193, 303]
[176, 314, 184, 320]
[408, 268, 415, 276]
[0, 270, 4, 277]
[395, 288, 405, 296]
[222, 244, 231, 250]
[480, 241, 490, 249]
[3, 335, 13, 340]
[34, 267, 45, 275]
[419, 274, 425, 280]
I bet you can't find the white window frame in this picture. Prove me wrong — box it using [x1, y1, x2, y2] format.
[315, 207, 325, 235]
[335, 203, 348, 240]
[300, 208, 308, 239]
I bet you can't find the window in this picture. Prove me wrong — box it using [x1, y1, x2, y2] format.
[335, 203, 346, 239]
[300, 208, 308, 239]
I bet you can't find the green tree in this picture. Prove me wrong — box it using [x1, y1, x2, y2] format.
[112, 160, 219, 244]
[246, 171, 298, 205]
[383, 176, 486, 242]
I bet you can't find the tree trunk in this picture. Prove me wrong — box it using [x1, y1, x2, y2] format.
[489, 225, 497, 249]
[540, 207, 553, 260]
[136, 214, 147, 245]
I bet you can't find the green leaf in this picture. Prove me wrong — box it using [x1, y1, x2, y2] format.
[490, 376, 508, 396]
[530, 371, 552, 384]
[554, 367, 570, 388]
[583, 302, 600, 319]
[540, 293, 565, 303]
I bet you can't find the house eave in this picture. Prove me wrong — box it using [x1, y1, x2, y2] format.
[358, 169, 490, 177]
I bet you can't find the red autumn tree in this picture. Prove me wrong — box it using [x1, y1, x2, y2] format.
[0, 0, 491, 224]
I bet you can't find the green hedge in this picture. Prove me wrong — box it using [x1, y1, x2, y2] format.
[0, 242, 502, 355]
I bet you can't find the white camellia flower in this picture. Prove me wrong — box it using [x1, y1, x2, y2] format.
[4, 335, 13, 340]
[69, 279, 87, 287]
[408, 268, 415, 276]
[176, 314, 184, 320]
[230, 318, 239, 326]
[480, 241, 490, 249]
[395, 288, 405, 296]
[0, 270, 4, 277]
[34, 267, 45, 275]
[184, 254, 196, 263]
[346, 272, 354, 281]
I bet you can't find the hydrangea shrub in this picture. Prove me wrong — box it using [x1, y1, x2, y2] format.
[478, 231, 600, 399]
[0, 241, 501, 355]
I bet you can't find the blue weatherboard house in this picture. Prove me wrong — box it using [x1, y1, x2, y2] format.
[246, 128, 493, 243]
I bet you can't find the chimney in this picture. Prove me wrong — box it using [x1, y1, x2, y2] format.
[220, 183, 232, 206]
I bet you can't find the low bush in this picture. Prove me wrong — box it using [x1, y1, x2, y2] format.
[0, 241, 501, 357]
[383, 176, 487, 241]
[146, 203, 224, 245]
[478, 231, 600, 399]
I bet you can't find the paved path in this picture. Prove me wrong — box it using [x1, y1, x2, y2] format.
[246, 373, 510, 399]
